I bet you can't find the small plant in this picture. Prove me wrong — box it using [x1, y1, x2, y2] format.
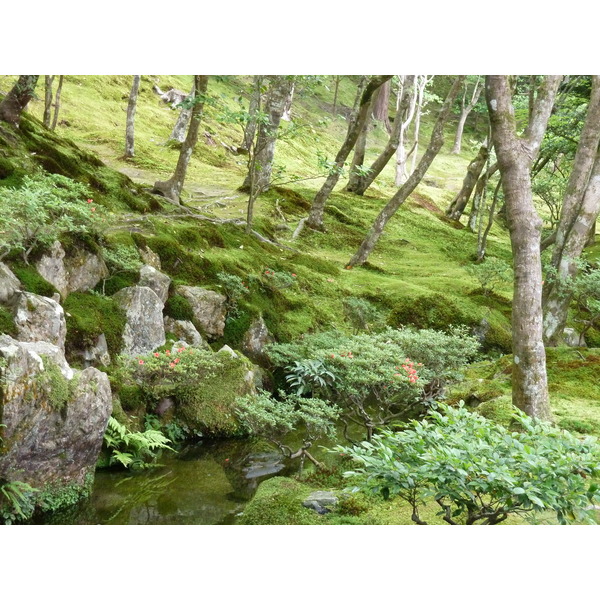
[343, 297, 384, 333]
[337, 402, 600, 525]
[100, 245, 143, 294]
[285, 359, 336, 396]
[236, 390, 341, 471]
[217, 272, 250, 314]
[103, 416, 174, 470]
[262, 268, 297, 289]
[0, 173, 102, 263]
[466, 257, 512, 296]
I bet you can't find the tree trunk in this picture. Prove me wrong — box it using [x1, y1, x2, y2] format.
[50, 76, 64, 130]
[281, 81, 295, 121]
[345, 99, 373, 192]
[306, 75, 392, 230]
[124, 75, 141, 158]
[0, 75, 39, 126]
[43, 76, 55, 128]
[468, 162, 499, 232]
[486, 74, 562, 420]
[395, 77, 418, 186]
[353, 75, 416, 196]
[372, 79, 391, 132]
[332, 76, 340, 115]
[169, 83, 195, 143]
[409, 75, 431, 177]
[240, 76, 295, 193]
[446, 142, 489, 220]
[152, 75, 209, 203]
[543, 76, 600, 345]
[451, 77, 482, 154]
[346, 76, 464, 268]
[240, 76, 263, 152]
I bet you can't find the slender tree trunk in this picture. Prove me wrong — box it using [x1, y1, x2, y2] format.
[43, 76, 55, 128]
[543, 154, 600, 344]
[346, 76, 464, 268]
[486, 74, 562, 420]
[476, 177, 503, 261]
[543, 76, 600, 345]
[240, 76, 295, 193]
[451, 77, 482, 154]
[345, 99, 373, 192]
[353, 75, 416, 196]
[446, 142, 489, 220]
[152, 75, 209, 203]
[372, 79, 391, 132]
[409, 75, 431, 177]
[281, 81, 295, 121]
[306, 75, 392, 230]
[332, 76, 340, 115]
[395, 77, 418, 186]
[124, 75, 141, 158]
[240, 75, 263, 152]
[0, 75, 39, 126]
[50, 76, 64, 130]
[468, 162, 499, 232]
[169, 83, 195, 143]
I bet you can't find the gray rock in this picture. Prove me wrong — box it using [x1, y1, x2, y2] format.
[242, 315, 273, 366]
[11, 291, 67, 350]
[176, 285, 227, 339]
[302, 490, 339, 514]
[0, 262, 22, 304]
[36, 241, 108, 299]
[138, 245, 162, 270]
[76, 333, 111, 368]
[242, 453, 285, 479]
[218, 344, 238, 359]
[0, 335, 112, 491]
[163, 316, 209, 348]
[563, 327, 587, 348]
[139, 265, 171, 305]
[112, 286, 166, 355]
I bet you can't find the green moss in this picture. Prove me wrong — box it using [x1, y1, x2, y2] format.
[10, 263, 58, 297]
[222, 309, 254, 347]
[0, 307, 17, 336]
[63, 292, 127, 357]
[238, 477, 321, 525]
[118, 384, 146, 411]
[95, 271, 138, 296]
[37, 471, 93, 514]
[34, 359, 73, 411]
[164, 294, 195, 322]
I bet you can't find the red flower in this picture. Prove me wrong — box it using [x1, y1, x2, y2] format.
[87, 199, 93, 203]
[91, 207, 96, 212]
[169, 362, 175, 368]
[174, 358, 180, 364]
[292, 273, 296, 277]
[165, 350, 171, 356]
[153, 352, 160, 357]
[138, 360, 144, 365]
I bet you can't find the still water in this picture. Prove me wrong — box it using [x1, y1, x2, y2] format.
[41, 438, 297, 525]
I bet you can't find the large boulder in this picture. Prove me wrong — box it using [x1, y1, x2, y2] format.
[112, 286, 166, 355]
[0, 335, 112, 493]
[0, 263, 21, 304]
[163, 316, 209, 348]
[36, 241, 108, 299]
[139, 265, 171, 305]
[11, 291, 67, 350]
[563, 327, 587, 348]
[242, 316, 274, 367]
[72, 333, 111, 368]
[176, 286, 227, 339]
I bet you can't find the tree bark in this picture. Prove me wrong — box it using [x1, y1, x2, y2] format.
[451, 77, 483, 154]
[543, 76, 600, 345]
[240, 75, 263, 152]
[352, 75, 416, 196]
[332, 76, 340, 115]
[240, 76, 295, 193]
[345, 98, 373, 192]
[281, 81, 295, 121]
[43, 76, 55, 128]
[486, 74, 562, 420]
[0, 75, 39, 126]
[50, 76, 64, 130]
[372, 79, 391, 132]
[152, 76, 209, 203]
[124, 75, 141, 158]
[346, 76, 465, 268]
[395, 77, 418, 186]
[409, 75, 432, 177]
[306, 75, 392, 230]
[169, 83, 195, 143]
[446, 142, 489, 220]
[468, 162, 499, 232]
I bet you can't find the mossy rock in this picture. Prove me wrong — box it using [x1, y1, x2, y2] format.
[164, 294, 195, 322]
[63, 292, 127, 357]
[10, 263, 58, 297]
[237, 477, 321, 525]
[388, 293, 471, 331]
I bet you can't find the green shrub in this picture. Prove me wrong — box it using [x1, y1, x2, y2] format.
[343, 297, 385, 333]
[338, 402, 600, 525]
[0, 306, 17, 336]
[466, 257, 513, 296]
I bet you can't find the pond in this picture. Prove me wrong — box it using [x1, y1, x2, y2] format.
[37, 438, 298, 525]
